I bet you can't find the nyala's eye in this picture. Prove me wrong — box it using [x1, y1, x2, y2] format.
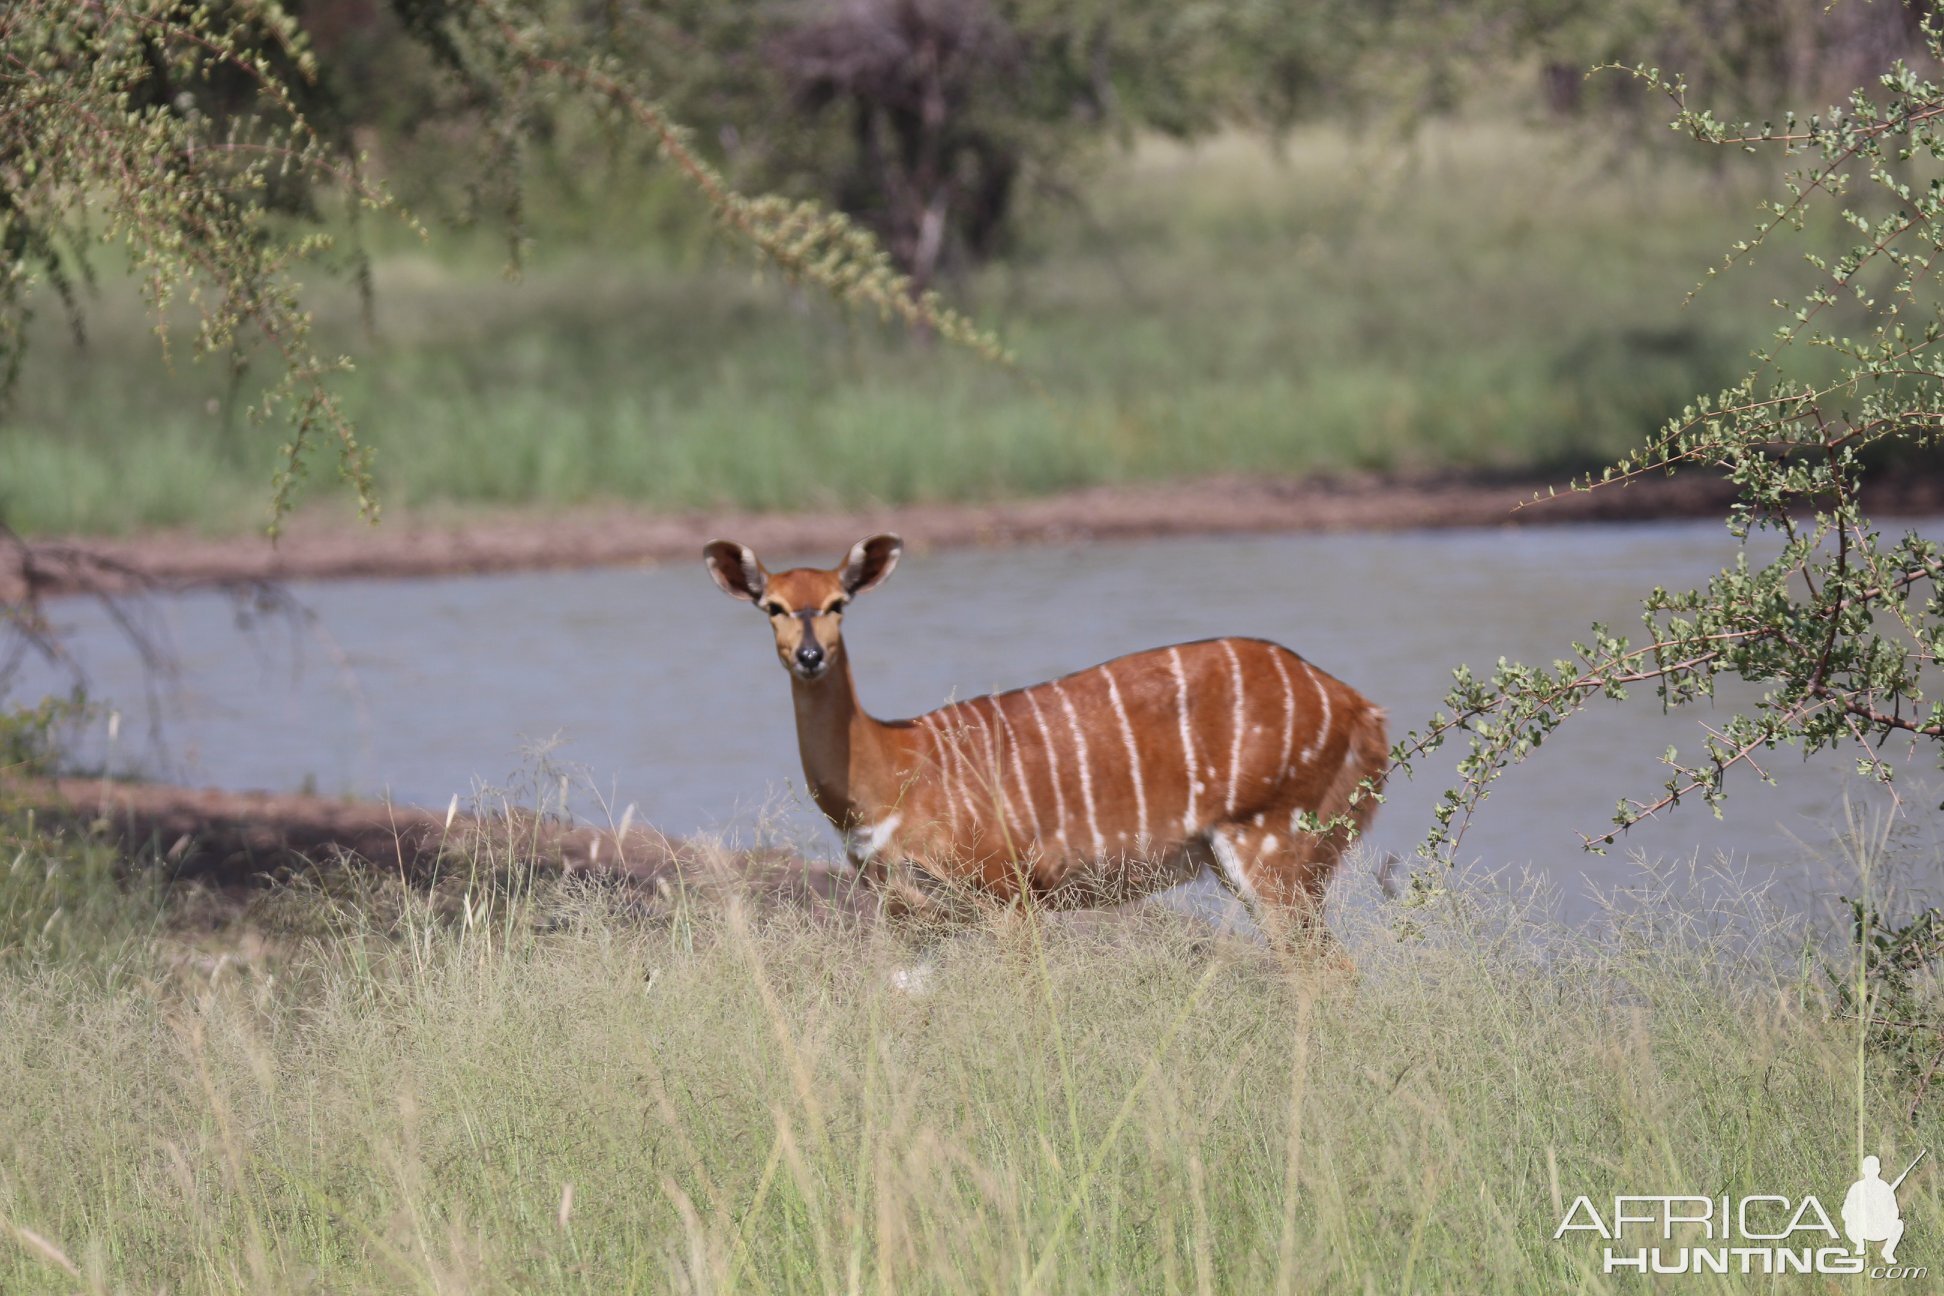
[823, 603, 846, 616]
[763, 603, 786, 617]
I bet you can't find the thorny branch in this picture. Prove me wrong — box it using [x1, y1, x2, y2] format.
[1398, 24, 1944, 866]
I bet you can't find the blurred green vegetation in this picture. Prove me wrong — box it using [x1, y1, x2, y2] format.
[0, 697, 89, 777]
[5, 0, 1922, 536]
[5, 124, 1813, 535]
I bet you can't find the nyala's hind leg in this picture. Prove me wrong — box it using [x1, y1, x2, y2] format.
[1206, 823, 1351, 972]
[867, 855, 1023, 994]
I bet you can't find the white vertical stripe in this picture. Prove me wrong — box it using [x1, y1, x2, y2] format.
[923, 717, 960, 831]
[945, 702, 981, 836]
[1053, 680, 1105, 858]
[1209, 828, 1263, 916]
[993, 699, 1044, 845]
[1271, 650, 1297, 780]
[1300, 663, 1332, 763]
[1169, 647, 1199, 833]
[1024, 688, 1070, 847]
[1221, 640, 1246, 814]
[930, 710, 957, 832]
[970, 699, 1017, 841]
[1102, 665, 1147, 845]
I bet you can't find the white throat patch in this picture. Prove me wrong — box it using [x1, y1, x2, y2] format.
[845, 813, 903, 861]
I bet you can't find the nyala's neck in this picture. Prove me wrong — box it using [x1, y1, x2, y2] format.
[790, 656, 905, 828]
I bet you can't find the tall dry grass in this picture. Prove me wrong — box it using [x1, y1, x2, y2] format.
[0, 805, 1932, 1293]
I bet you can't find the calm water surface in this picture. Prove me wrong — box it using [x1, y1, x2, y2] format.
[18, 521, 1944, 920]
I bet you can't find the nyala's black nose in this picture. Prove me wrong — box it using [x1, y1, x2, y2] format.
[795, 643, 825, 671]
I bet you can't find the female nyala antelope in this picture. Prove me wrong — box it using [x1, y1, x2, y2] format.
[703, 534, 1388, 943]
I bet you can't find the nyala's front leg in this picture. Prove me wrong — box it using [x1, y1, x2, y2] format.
[873, 855, 992, 931]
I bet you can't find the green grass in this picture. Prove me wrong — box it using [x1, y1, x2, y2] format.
[0, 811, 1934, 1293]
[3, 122, 1814, 536]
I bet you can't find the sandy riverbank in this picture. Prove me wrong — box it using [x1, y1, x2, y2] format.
[11, 468, 1879, 601]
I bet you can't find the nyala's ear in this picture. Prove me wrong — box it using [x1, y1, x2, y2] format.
[839, 534, 902, 597]
[703, 539, 767, 603]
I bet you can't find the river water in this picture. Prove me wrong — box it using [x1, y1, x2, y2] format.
[16, 520, 1943, 922]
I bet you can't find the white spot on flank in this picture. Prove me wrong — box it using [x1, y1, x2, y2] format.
[1169, 647, 1198, 832]
[1221, 640, 1246, 814]
[1102, 666, 1148, 844]
[1054, 680, 1105, 858]
[1261, 834, 1278, 853]
[1301, 662, 1333, 764]
[1024, 688, 1071, 852]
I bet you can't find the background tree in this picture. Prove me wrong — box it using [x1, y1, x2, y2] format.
[107, 0, 1361, 291]
[758, 0, 1341, 290]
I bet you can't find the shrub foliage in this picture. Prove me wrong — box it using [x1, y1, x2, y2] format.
[1399, 24, 1944, 860]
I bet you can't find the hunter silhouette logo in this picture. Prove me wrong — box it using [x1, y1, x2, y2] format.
[1554, 1147, 1930, 1277]
[1845, 1151, 1924, 1265]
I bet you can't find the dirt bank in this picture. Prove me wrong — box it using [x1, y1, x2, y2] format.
[19, 467, 1931, 602]
[7, 775, 861, 910]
